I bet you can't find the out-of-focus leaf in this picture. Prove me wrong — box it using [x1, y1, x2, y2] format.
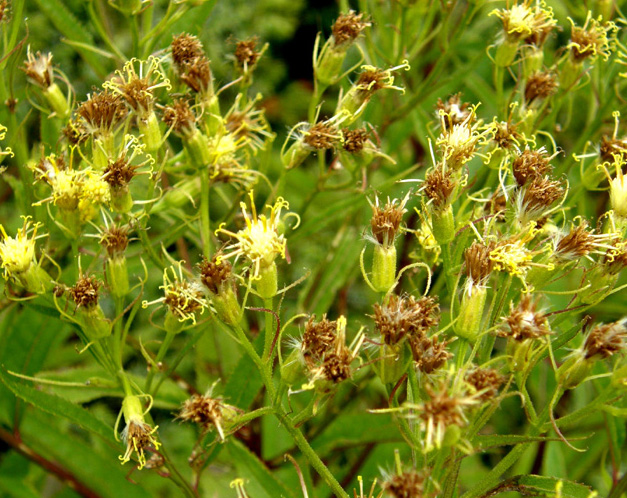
[222, 331, 265, 409]
[489, 475, 594, 498]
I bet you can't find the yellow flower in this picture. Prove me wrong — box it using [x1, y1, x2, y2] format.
[568, 12, 617, 62]
[0, 217, 41, 280]
[490, 1, 556, 42]
[217, 191, 296, 278]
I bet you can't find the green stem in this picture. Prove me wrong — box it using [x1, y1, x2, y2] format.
[274, 410, 349, 498]
[145, 329, 177, 394]
[262, 297, 274, 362]
[200, 167, 211, 258]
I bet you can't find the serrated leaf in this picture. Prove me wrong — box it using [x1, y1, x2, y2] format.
[0, 367, 117, 446]
[227, 439, 295, 498]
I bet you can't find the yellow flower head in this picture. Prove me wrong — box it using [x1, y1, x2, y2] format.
[103, 57, 171, 119]
[142, 263, 207, 324]
[118, 395, 161, 470]
[436, 105, 487, 169]
[490, 1, 556, 43]
[568, 12, 617, 62]
[217, 191, 295, 278]
[0, 216, 41, 280]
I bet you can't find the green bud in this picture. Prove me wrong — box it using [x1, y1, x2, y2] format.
[373, 343, 410, 385]
[138, 111, 162, 153]
[17, 264, 54, 295]
[506, 338, 534, 372]
[495, 39, 520, 67]
[76, 305, 111, 341]
[106, 257, 129, 299]
[280, 349, 306, 386]
[152, 178, 200, 214]
[212, 286, 241, 326]
[122, 394, 144, 422]
[282, 140, 311, 170]
[183, 128, 211, 169]
[442, 424, 462, 448]
[560, 59, 583, 89]
[256, 262, 278, 299]
[110, 186, 133, 213]
[316, 44, 347, 87]
[372, 245, 397, 293]
[43, 83, 70, 119]
[92, 134, 115, 171]
[164, 309, 186, 335]
[455, 286, 486, 342]
[431, 205, 455, 245]
[522, 47, 544, 78]
[611, 363, 627, 391]
[556, 353, 592, 389]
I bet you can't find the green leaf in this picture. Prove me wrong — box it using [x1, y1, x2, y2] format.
[226, 439, 295, 498]
[475, 434, 564, 449]
[222, 331, 265, 410]
[489, 475, 595, 498]
[0, 367, 117, 446]
[0, 477, 40, 498]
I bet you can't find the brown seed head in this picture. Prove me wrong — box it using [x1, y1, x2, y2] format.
[419, 386, 465, 429]
[555, 222, 596, 260]
[512, 148, 552, 186]
[62, 120, 88, 146]
[500, 294, 550, 341]
[22, 49, 54, 89]
[104, 158, 138, 188]
[485, 191, 507, 220]
[466, 368, 504, 401]
[341, 128, 368, 153]
[118, 77, 153, 114]
[322, 346, 353, 383]
[570, 20, 610, 62]
[464, 241, 495, 286]
[171, 33, 204, 69]
[70, 274, 100, 309]
[520, 176, 563, 215]
[100, 224, 129, 258]
[492, 121, 520, 150]
[302, 315, 337, 365]
[198, 255, 233, 295]
[409, 334, 452, 374]
[180, 56, 212, 93]
[424, 167, 455, 210]
[164, 280, 205, 317]
[332, 11, 370, 46]
[600, 136, 627, 163]
[383, 470, 427, 498]
[78, 90, 128, 135]
[356, 68, 387, 98]
[303, 121, 340, 150]
[162, 99, 196, 135]
[179, 394, 223, 429]
[584, 321, 627, 359]
[373, 294, 440, 345]
[525, 71, 558, 105]
[234, 37, 261, 68]
[370, 197, 407, 247]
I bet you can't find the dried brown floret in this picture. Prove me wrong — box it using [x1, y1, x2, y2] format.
[603, 240, 627, 275]
[22, 50, 54, 89]
[234, 37, 261, 68]
[500, 294, 550, 341]
[383, 470, 427, 498]
[301, 315, 337, 365]
[419, 386, 465, 429]
[485, 191, 507, 220]
[179, 394, 223, 429]
[512, 148, 552, 186]
[162, 98, 196, 135]
[78, 90, 128, 135]
[322, 346, 353, 383]
[198, 255, 233, 295]
[370, 197, 408, 247]
[373, 294, 440, 345]
[464, 241, 495, 286]
[600, 136, 627, 163]
[100, 224, 129, 258]
[180, 56, 212, 94]
[62, 120, 88, 146]
[424, 167, 455, 210]
[303, 121, 340, 150]
[332, 11, 369, 46]
[524, 71, 558, 104]
[104, 158, 138, 188]
[466, 368, 504, 401]
[356, 68, 388, 97]
[492, 121, 520, 150]
[436, 93, 473, 130]
[409, 334, 452, 374]
[570, 19, 611, 62]
[520, 176, 563, 215]
[70, 274, 100, 309]
[341, 128, 368, 153]
[171, 33, 204, 69]
[584, 321, 627, 359]
[555, 222, 596, 260]
[164, 280, 205, 317]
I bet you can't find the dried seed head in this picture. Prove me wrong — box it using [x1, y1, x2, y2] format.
[301, 315, 337, 365]
[234, 37, 261, 68]
[179, 56, 212, 93]
[485, 191, 507, 220]
[179, 394, 223, 430]
[162, 98, 196, 135]
[500, 294, 550, 341]
[78, 90, 128, 135]
[22, 48, 54, 89]
[100, 224, 129, 258]
[303, 121, 341, 150]
[409, 334, 452, 374]
[171, 33, 204, 69]
[583, 320, 627, 359]
[424, 167, 455, 210]
[512, 148, 552, 186]
[198, 255, 233, 295]
[322, 345, 353, 383]
[62, 120, 88, 146]
[466, 368, 504, 401]
[332, 11, 370, 46]
[370, 195, 408, 248]
[524, 71, 558, 105]
[436, 93, 473, 131]
[69, 274, 100, 309]
[341, 128, 368, 153]
[383, 469, 427, 498]
[373, 294, 440, 345]
[520, 176, 563, 215]
[104, 157, 138, 188]
[554, 221, 604, 260]
[600, 136, 627, 163]
[464, 241, 495, 287]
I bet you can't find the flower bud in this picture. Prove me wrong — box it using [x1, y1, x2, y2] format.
[43, 83, 70, 119]
[256, 261, 278, 299]
[431, 205, 455, 244]
[455, 285, 486, 342]
[138, 111, 162, 153]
